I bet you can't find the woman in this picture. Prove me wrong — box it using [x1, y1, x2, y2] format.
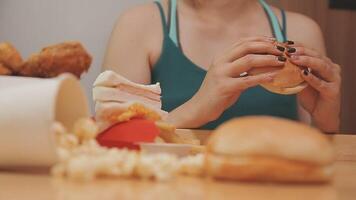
[103, 0, 341, 132]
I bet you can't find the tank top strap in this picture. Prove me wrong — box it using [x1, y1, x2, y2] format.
[154, 0, 169, 36]
[281, 9, 287, 41]
[259, 0, 286, 42]
[168, 0, 179, 46]
[166, 0, 287, 45]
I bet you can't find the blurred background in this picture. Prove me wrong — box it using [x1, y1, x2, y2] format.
[0, 0, 355, 132]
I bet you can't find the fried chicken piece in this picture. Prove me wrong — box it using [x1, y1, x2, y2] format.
[155, 121, 201, 145]
[0, 42, 23, 74]
[0, 63, 12, 75]
[114, 103, 163, 123]
[20, 41, 92, 78]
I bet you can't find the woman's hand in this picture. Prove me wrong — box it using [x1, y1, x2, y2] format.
[287, 42, 341, 132]
[167, 37, 287, 128]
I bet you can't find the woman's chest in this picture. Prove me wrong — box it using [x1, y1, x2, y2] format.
[177, 18, 273, 69]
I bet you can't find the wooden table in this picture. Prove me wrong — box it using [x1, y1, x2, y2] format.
[0, 131, 355, 200]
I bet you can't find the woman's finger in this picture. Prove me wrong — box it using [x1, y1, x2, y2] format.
[283, 40, 323, 58]
[284, 41, 331, 65]
[283, 40, 304, 47]
[286, 46, 322, 58]
[301, 69, 329, 93]
[229, 72, 276, 90]
[226, 54, 285, 76]
[224, 41, 284, 62]
[285, 45, 341, 79]
[289, 55, 335, 82]
[232, 36, 276, 47]
[284, 40, 321, 54]
[218, 36, 276, 62]
[286, 46, 336, 68]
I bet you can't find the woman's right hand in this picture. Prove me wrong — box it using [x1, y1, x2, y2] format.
[168, 37, 287, 128]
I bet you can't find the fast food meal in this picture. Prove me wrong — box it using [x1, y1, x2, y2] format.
[94, 101, 164, 131]
[47, 70, 201, 181]
[205, 116, 335, 183]
[93, 70, 162, 108]
[93, 71, 199, 145]
[0, 64, 12, 75]
[0, 41, 91, 78]
[248, 41, 307, 94]
[51, 118, 204, 181]
[0, 42, 23, 75]
[20, 41, 92, 78]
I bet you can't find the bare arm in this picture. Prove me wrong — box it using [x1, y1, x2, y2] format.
[103, 4, 163, 84]
[285, 11, 340, 131]
[285, 11, 327, 124]
[102, 2, 205, 127]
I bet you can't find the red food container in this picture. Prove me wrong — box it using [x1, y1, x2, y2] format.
[96, 118, 160, 150]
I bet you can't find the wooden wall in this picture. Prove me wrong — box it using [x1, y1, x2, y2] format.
[269, 0, 356, 133]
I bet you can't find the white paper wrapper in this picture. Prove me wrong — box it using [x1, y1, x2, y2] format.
[139, 143, 197, 158]
[0, 74, 89, 167]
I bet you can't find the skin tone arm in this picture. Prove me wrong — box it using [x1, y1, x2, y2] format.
[167, 37, 286, 127]
[285, 12, 341, 132]
[103, 5, 155, 85]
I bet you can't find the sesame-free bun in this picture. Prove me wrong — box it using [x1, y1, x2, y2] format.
[249, 42, 307, 95]
[205, 116, 335, 183]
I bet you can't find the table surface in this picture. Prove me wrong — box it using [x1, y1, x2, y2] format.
[1, 131, 356, 200]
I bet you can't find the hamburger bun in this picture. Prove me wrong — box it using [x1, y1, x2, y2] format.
[205, 116, 335, 183]
[248, 42, 307, 95]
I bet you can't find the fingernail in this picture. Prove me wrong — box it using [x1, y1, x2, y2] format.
[278, 56, 287, 62]
[287, 47, 296, 53]
[303, 69, 309, 76]
[239, 72, 248, 77]
[286, 40, 294, 45]
[276, 45, 285, 52]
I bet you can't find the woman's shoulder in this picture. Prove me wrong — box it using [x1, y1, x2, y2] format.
[271, 6, 325, 52]
[110, 1, 168, 55]
[285, 10, 325, 52]
[105, 1, 168, 80]
[284, 11, 322, 37]
[115, 2, 163, 34]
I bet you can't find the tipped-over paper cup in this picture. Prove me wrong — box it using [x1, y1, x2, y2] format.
[0, 74, 89, 167]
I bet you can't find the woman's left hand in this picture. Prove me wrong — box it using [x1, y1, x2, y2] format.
[287, 43, 341, 132]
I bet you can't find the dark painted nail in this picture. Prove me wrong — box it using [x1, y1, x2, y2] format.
[303, 69, 309, 76]
[276, 45, 285, 52]
[287, 47, 296, 53]
[278, 56, 287, 62]
[286, 40, 295, 45]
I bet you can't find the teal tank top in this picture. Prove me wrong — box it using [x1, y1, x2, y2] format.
[151, 0, 298, 129]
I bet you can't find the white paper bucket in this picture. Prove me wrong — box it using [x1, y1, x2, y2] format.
[0, 74, 89, 167]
